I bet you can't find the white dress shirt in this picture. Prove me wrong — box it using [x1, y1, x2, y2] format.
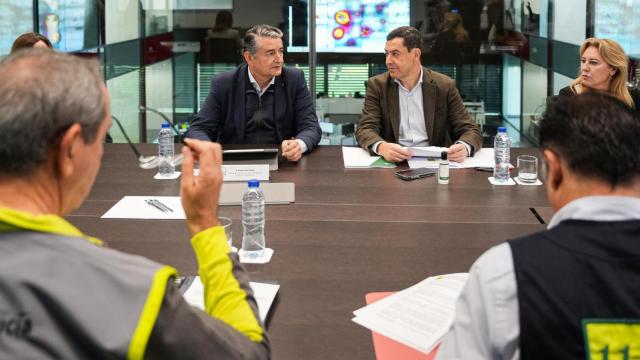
[247, 67, 308, 153]
[372, 68, 471, 156]
[436, 196, 640, 360]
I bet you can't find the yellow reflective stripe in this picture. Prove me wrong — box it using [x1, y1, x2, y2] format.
[192, 226, 264, 343]
[0, 207, 103, 246]
[127, 265, 178, 360]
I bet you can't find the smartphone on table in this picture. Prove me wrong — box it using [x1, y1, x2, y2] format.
[394, 168, 437, 181]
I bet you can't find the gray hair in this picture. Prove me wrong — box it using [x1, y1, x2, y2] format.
[0, 49, 105, 177]
[243, 24, 283, 56]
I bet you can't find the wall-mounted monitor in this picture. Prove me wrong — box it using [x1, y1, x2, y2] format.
[287, 0, 410, 53]
[38, 0, 98, 52]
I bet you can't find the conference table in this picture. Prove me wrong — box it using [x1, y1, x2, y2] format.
[68, 144, 551, 360]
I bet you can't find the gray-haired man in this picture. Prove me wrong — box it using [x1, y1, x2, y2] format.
[186, 24, 321, 162]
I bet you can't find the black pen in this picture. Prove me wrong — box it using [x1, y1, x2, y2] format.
[473, 167, 494, 172]
[145, 199, 166, 213]
[152, 198, 173, 212]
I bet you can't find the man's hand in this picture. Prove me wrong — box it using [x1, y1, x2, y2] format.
[378, 142, 412, 163]
[281, 139, 302, 162]
[180, 139, 222, 236]
[448, 143, 468, 163]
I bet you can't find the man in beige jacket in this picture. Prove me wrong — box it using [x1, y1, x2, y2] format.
[356, 26, 482, 163]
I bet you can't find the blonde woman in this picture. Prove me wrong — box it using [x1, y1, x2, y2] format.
[559, 38, 640, 113]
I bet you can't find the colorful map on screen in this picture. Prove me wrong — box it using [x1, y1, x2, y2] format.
[314, 0, 409, 53]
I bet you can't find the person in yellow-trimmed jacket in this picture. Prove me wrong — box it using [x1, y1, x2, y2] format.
[0, 49, 269, 359]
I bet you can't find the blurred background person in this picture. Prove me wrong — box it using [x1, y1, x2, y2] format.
[431, 12, 469, 63]
[10, 32, 52, 54]
[207, 10, 242, 48]
[559, 38, 640, 114]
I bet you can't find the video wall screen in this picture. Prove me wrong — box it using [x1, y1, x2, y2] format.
[38, 0, 98, 52]
[288, 0, 410, 53]
[595, 0, 640, 58]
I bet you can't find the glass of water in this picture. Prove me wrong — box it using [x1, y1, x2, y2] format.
[517, 155, 538, 183]
[218, 217, 233, 249]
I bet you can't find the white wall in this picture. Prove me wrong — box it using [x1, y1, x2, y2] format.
[145, 59, 174, 131]
[553, 0, 586, 45]
[174, 1, 283, 29]
[106, 0, 140, 44]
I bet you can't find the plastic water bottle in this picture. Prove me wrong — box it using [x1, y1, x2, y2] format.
[493, 126, 511, 183]
[242, 180, 265, 258]
[158, 123, 175, 176]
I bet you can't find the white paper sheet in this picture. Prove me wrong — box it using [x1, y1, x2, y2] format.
[342, 146, 381, 168]
[221, 164, 269, 181]
[405, 146, 449, 158]
[408, 148, 495, 169]
[352, 273, 468, 354]
[101, 196, 185, 219]
[183, 276, 279, 323]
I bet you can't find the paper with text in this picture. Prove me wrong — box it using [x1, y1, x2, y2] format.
[352, 273, 468, 354]
[183, 276, 279, 324]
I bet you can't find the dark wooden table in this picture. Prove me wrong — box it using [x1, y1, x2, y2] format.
[68, 145, 551, 360]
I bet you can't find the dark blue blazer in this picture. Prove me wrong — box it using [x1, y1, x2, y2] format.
[186, 64, 321, 151]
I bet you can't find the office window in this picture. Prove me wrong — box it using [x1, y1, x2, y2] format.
[522, 61, 547, 144]
[197, 63, 237, 110]
[145, 59, 174, 139]
[595, 0, 640, 58]
[552, 0, 586, 45]
[327, 64, 368, 98]
[502, 54, 521, 130]
[105, 0, 139, 44]
[553, 72, 573, 96]
[174, 52, 197, 115]
[0, 1, 34, 56]
[287, 64, 326, 96]
[107, 70, 142, 143]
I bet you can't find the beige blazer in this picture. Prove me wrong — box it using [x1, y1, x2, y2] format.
[356, 67, 483, 154]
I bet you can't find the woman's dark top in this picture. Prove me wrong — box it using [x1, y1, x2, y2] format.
[559, 85, 640, 114]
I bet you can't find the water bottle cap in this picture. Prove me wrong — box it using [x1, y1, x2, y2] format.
[440, 151, 448, 160]
[248, 179, 260, 188]
[497, 126, 506, 133]
[161, 123, 170, 129]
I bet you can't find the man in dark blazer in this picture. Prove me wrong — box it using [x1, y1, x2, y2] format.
[356, 26, 482, 163]
[186, 24, 321, 162]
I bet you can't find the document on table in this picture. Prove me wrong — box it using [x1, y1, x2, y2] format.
[221, 164, 269, 181]
[182, 275, 279, 324]
[408, 148, 495, 169]
[405, 146, 449, 158]
[102, 183, 295, 219]
[352, 273, 468, 354]
[342, 146, 396, 168]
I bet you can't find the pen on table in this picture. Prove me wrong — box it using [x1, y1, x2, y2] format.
[145, 199, 166, 213]
[151, 198, 173, 212]
[474, 167, 494, 172]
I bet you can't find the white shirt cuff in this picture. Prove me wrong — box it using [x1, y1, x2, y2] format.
[371, 141, 384, 155]
[455, 141, 472, 157]
[296, 139, 308, 154]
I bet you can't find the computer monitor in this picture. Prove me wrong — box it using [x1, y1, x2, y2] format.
[287, 0, 410, 53]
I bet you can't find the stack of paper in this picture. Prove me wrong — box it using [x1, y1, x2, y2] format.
[408, 148, 495, 169]
[352, 273, 468, 354]
[405, 146, 449, 158]
[342, 147, 396, 168]
[183, 275, 279, 324]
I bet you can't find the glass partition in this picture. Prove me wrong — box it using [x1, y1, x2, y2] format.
[0, 1, 33, 57]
